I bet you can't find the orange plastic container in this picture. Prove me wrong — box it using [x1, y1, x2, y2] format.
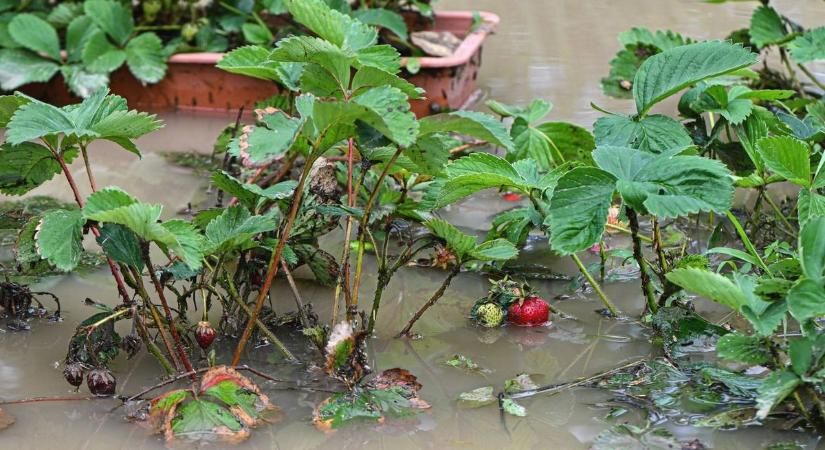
[21, 11, 499, 117]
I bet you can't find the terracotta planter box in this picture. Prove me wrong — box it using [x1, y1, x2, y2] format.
[20, 11, 498, 117]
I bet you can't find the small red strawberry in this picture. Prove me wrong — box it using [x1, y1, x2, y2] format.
[195, 321, 217, 349]
[501, 192, 522, 202]
[507, 295, 550, 326]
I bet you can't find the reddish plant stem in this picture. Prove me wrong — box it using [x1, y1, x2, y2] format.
[141, 243, 195, 377]
[52, 149, 131, 304]
[230, 159, 315, 366]
[0, 396, 100, 406]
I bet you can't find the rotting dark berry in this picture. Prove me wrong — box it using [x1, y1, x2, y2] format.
[87, 367, 116, 396]
[63, 362, 85, 388]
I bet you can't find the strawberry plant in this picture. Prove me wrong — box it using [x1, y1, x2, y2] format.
[0, 1, 168, 96]
[666, 216, 825, 430]
[0, 0, 458, 98]
[214, 0, 520, 344]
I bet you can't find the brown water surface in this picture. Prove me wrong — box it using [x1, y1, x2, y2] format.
[3, 1, 825, 449]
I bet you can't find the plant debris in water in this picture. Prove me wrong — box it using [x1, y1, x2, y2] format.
[145, 366, 276, 444]
[313, 368, 430, 431]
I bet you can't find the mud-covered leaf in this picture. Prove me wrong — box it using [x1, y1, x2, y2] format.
[0, 407, 13, 431]
[591, 424, 683, 450]
[755, 370, 800, 420]
[693, 407, 758, 429]
[457, 386, 496, 408]
[314, 392, 382, 430]
[501, 398, 527, 417]
[716, 333, 770, 364]
[150, 366, 273, 444]
[504, 373, 540, 394]
[445, 354, 491, 375]
[653, 307, 728, 357]
[314, 368, 428, 431]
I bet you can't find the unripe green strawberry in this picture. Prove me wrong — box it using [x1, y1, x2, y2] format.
[475, 302, 504, 328]
[182, 23, 199, 42]
[143, 0, 162, 22]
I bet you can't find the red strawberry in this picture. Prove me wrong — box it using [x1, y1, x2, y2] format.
[507, 295, 550, 326]
[195, 321, 217, 349]
[501, 192, 522, 202]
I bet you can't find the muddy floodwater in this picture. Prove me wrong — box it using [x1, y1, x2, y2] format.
[3, 1, 825, 449]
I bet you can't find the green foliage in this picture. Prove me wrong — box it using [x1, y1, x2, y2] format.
[0, 1, 168, 95]
[602, 27, 693, 99]
[548, 146, 733, 254]
[35, 208, 84, 272]
[5, 89, 161, 153]
[204, 206, 277, 254]
[0, 142, 77, 195]
[8, 14, 61, 60]
[82, 187, 205, 270]
[633, 41, 757, 116]
[419, 110, 514, 151]
[547, 167, 616, 255]
[594, 114, 692, 153]
[749, 5, 787, 48]
[755, 136, 811, 188]
[789, 27, 825, 63]
[423, 218, 517, 263]
[666, 268, 747, 310]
